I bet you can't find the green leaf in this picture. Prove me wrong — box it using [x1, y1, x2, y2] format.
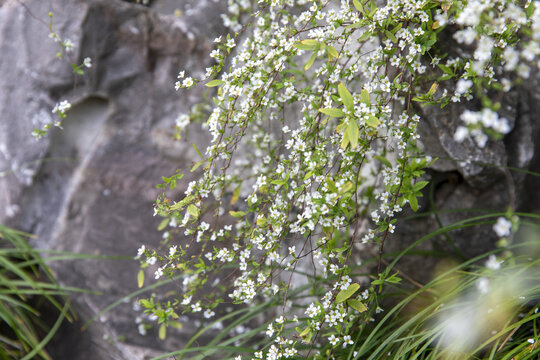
[230, 184, 241, 205]
[137, 270, 145, 288]
[205, 79, 224, 87]
[319, 108, 346, 117]
[256, 216, 267, 226]
[340, 130, 350, 149]
[408, 194, 418, 212]
[229, 211, 246, 218]
[327, 45, 339, 59]
[297, 326, 313, 342]
[358, 30, 371, 41]
[293, 43, 315, 51]
[192, 143, 204, 159]
[301, 39, 319, 46]
[413, 180, 429, 192]
[157, 218, 169, 231]
[347, 299, 367, 312]
[191, 160, 206, 172]
[170, 194, 197, 210]
[385, 30, 397, 43]
[338, 82, 354, 111]
[526, 1, 535, 17]
[360, 89, 370, 106]
[304, 52, 317, 71]
[326, 178, 338, 193]
[336, 283, 360, 303]
[438, 64, 454, 76]
[347, 120, 359, 149]
[187, 204, 199, 218]
[427, 82, 439, 96]
[374, 155, 392, 167]
[353, 0, 364, 13]
[366, 115, 380, 128]
[159, 323, 167, 340]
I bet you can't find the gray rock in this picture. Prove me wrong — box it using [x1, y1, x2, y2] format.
[0, 0, 225, 358]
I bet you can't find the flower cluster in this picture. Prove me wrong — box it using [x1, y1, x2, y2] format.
[136, 0, 539, 358]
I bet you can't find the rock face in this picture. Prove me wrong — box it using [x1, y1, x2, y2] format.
[0, 0, 224, 358]
[387, 43, 540, 283]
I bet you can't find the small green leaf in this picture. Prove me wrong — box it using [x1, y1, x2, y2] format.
[170, 194, 196, 210]
[137, 270, 144, 288]
[526, 1, 535, 17]
[293, 43, 315, 51]
[157, 218, 169, 231]
[139, 299, 151, 308]
[427, 82, 438, 96]
[347, 120, 359, 149]
[336, 283, 360, 303]
[353, 0, 364, 13]
[408, 194, 418, 212]
[229, 211, 246, 218]
[385, 30, 397, 43]
[358, 30, 371, 41]
[374, 155, 392, 167]
[256, 216, 267, 226]
[360, 89, 370, 106]
[192, 143, 204, 159]
[413, 180, 429, 192]
[231, 184, 241, 205]
[347, 299, 367, 312]
[191, 160, 205, 172]
[301, 39, 319, 46]
[366, 115, 380, 128]
[297, 326, 313, 342]
[327, 45, 339, 59]
[340, 130, 350, 149]
[338, 82, 354, 111]
[159, 323, 167, 340]
[438, 64, 454, 76]
[319, 108, 346, 117]
[187, 204, 199, 218]
[326, 178, 338, 193]
[304, 52, 317, 71]
[205, 79, 224, 87]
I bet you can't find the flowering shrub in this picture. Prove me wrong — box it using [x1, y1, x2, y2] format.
[133, 0, 540, 358]
[32, 12, 92, 139]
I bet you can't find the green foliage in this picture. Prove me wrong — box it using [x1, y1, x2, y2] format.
[0, 225, 73, 359]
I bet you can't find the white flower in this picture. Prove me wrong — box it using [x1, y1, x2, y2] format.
[328, 334, 340, 346]
[52, 100, 72, 116]
[182, 77, 194, 88]
[493, 217, 512, 237]
[146, 256, 157, 265]
[455, 79, 473, 95]
[204, 309, 215, 318]
[169, 245, 177, 257]
[191, 301, 202, 312]
[181, 296, 192, 305]
[476, 277, 490, 294]
[135, 245, 145, 259]
[154, 267, 164, 279]
[485, 255, 501, 270]
[226, 38, 236, 49]
[83, 57, 92, 68]
[63, 39, 74, 52]
[454, 126, 469, 142]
